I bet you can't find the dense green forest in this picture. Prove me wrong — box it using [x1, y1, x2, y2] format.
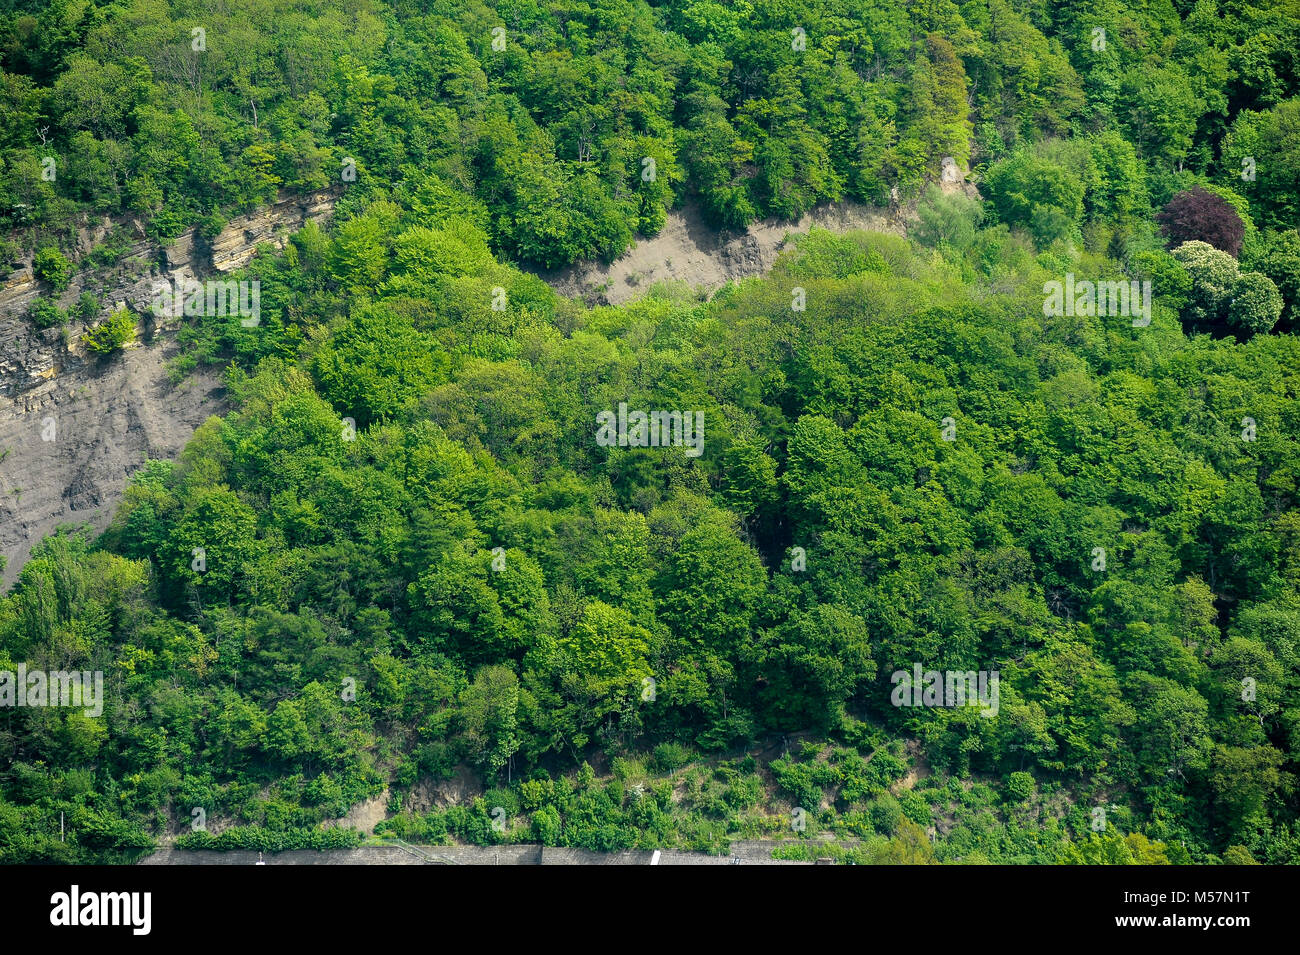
[2, 0, 1300, 864]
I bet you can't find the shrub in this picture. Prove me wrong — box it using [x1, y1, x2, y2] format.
[869, 794, 905, 835]
[147, 208, 188, 241]
[28, 296, 66, 329]
[724, 775, 762, 810]
[0, 237, 20, 269]
[71, 291, 100, 321]
[198, 212, 227, 240]
[532, 805, 562, 845]
[650, 742, 691, 774]
[898, 791, 932, 826]
[81, 308, 136, 354]
[86, 228, 137, 268]
[913, 186, 986, 250]
[175, 826, 362, 852]
[303, 773, 344, 810]
[1005, 771, 1035, 803]
[33, 246, 74, 290]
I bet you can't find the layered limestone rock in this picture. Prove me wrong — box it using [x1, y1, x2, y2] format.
[0, 189, 338, 584]
[208, 190, 337, 272]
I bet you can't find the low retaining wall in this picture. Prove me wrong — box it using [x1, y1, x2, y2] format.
[139, 841, 813, 865]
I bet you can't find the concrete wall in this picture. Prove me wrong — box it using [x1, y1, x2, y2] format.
[139, 841, 814, 866]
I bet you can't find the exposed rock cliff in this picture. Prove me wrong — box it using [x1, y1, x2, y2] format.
[1, 187, 929, 585]
[0, 190, 338, 585]
[540, 199, 912, 306]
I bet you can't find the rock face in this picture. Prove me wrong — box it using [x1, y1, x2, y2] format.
[937, 159, 981, 200]
[0, 189, 928, 585]
[208, 191, 336, 272]
[540, 199, 910, 306]
[0, 345, 226, 585]
[0, 190, 338, 585]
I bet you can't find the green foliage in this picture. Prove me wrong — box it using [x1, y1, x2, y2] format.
[311, 305, 448, 426]
[176, 826, 363, 851]
[650, 744, 692, 774]
[1229, 272, 1284, 334]
[4, 0, 1300, 869]
[79, 308, 135, 353]
[1222, 99, 1300, 230]
[458, 666, 520, 780]
[33, 246, 73, 290]
[1173, 240, 1283, 336]
[28, 295, 66, 329]
[914, 187, 985, 250]
[983, 152, 1085, 247]
[1004, 772, 1035, 803]
[1245, 230, 1300, 329]
[71, 291, 99, 321]
[1059, 831, 1172, 865]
